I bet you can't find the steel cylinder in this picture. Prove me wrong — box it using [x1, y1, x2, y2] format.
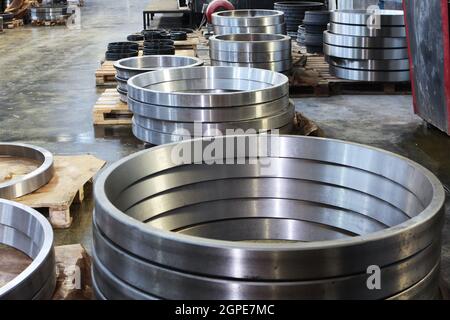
[325, 9, 410, 82]
[92, 135, 445, 300]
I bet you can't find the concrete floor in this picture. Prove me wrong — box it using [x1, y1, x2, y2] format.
[1, 0, 449, 293]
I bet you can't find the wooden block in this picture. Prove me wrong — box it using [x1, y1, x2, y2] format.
[53, 244, 93, 300]
[14, 155, 106, 228]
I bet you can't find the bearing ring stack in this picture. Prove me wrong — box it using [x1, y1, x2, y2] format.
[301, 10, 330, 53]
[212, 10, 287, 35]
[113, 55, 203, 103]
[0, 199, 56, 300]
[324, 10, 410, 82]
[105, 42, 139, 61]
[30, 5, 68, 22]
[127, 66, 294, 145]
[274, 1, 324, 38]
[92, 135, 445, 300]
[209, 34, 292, 74]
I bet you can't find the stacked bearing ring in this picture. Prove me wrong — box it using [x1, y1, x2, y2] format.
[0, 199, 56, 300]
[274, 1, 324, 37]
[92, 135, 445, 299]
[30, 5, 68, 21]
[113, 55, 203, 102]
[299, 10, 330, 53]
[212, 10, 287, 35]
[105, 42, 139, 61]
[126, 66, 294, 145]
[324, 10, 410, 82]
[209, 34, 292, 73]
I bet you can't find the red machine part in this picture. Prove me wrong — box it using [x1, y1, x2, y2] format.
[206, 0, 235, 24]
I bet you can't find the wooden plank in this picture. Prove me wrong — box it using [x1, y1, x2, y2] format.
[13, 155, 105, 228]
[93, 89, 132, 125]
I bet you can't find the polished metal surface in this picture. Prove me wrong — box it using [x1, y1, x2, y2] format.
[324, 31, 407, 48]
[212, 10, 287, 35]
[330, 9, 405, 26]
[329, 65, 410, 82]
[213, 24, 287, 36]
[0, 143, 54, 199]
[325, 10, 409, 82]
[126, 66, 292, 144]
[113, 55, 203, 99]
[0, 199, 55, 300]
[328, 22, 406, 37]
[324, 43, 408, 60]
[114, 55, 204, 81]
[209, 34, 292, 72]
[92, 135, 445, 299]
[212, 10, 285, 27]
[209, 34, 291, 52]
[210, 59, 292, 73]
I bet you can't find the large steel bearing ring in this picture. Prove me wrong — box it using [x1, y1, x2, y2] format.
[213, 24, 287, 35]
[0, 143, 54, 199]
[210, 50, 292, 63]
[329, 22, 406, 37]
[326, 57, 410, 71]
[30, 5, 68, 21]
[212, 10, 285, 27]
[113, 55, 204, 80]
[132, 121, 294, 146]
[128, 95, 290, 122]
[0, 199, 55, 300]
[94, 135, 445, 286]
[324, 31, 406, 49]
[127, 66, 289, 107]
[210, 59, 292, 73]
[324, 43, 408, 60]
[132, 103, 294, 133]
[330, 9, 405, 26]
[329, 65, 410, 82]
[209, 34, 291, 52]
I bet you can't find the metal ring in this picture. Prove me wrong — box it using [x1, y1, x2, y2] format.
[329, 64, 410, 82]
[132, 103, 295, 133]
[92, 220, 440, 299]
[127, 66, 289, 107]
[0, 199, 55, 300]
[209, 34, 291, 52]
[329, 22, 406, 37]
[324, 30, 406, 49]
[324, 43, 408, 60]
[0, 143, 54, 199]
[330, 9, 405, 26]
[212, 10, 285, 27]
[209, 49, 292, 63]
[131, 120, 293, 145]
[113, 55, 204, 80]
[213, 24, 287, 35]
[326, 56, 410, 71]
[128, 95, 290, 122]
[93, 135, 445, 282]
[210, 59, 292, 72]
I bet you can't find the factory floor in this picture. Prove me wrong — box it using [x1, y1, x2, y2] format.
[1, 0, 449, 293]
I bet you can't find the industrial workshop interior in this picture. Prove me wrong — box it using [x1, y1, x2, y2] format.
[1, 0, 450, 309]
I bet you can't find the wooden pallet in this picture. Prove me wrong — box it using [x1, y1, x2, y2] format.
[93, 89, 132, 125]
[95, 49, 197, 87]
[290, 54, 412, 96]
[31, 15, 71, 27]
[9, 155, 106, 228]
[0, 244, 93, 300]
